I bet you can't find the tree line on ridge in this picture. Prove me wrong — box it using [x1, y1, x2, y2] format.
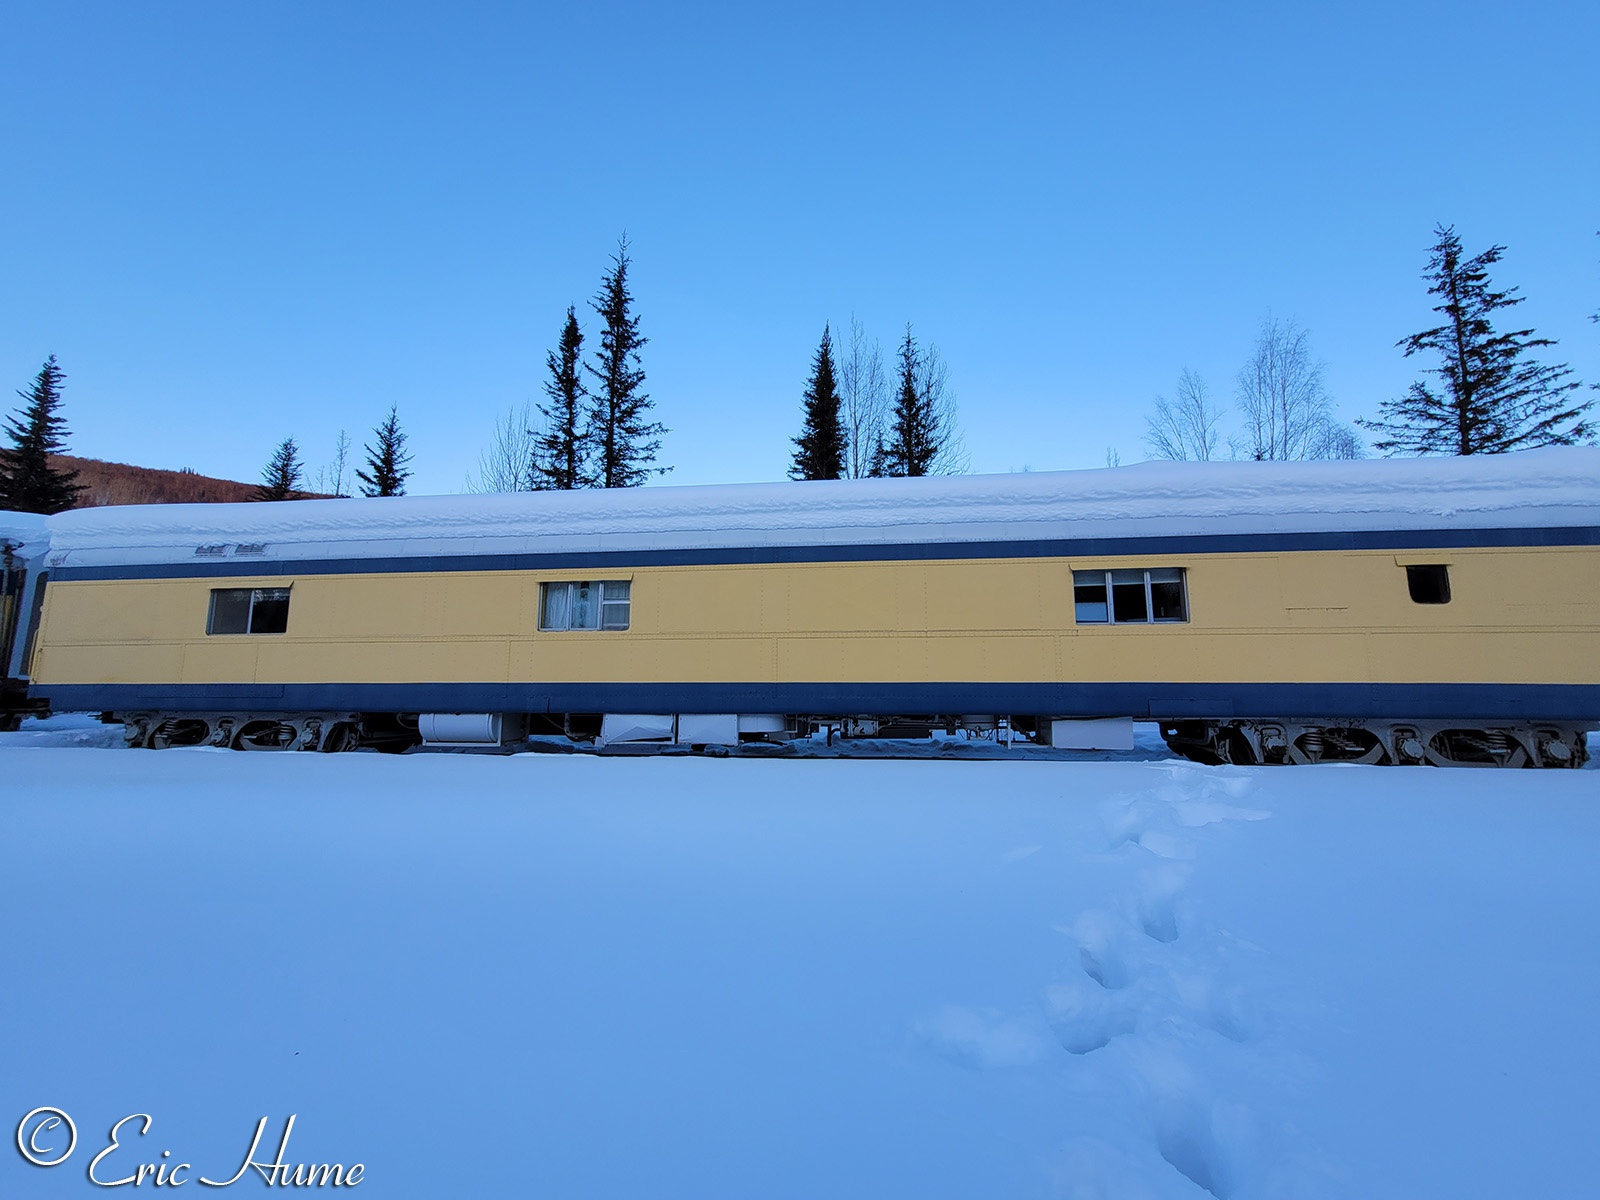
[1, 224, 1593, 515]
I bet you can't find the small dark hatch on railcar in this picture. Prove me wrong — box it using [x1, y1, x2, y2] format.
[1405, 564, 1451, 605]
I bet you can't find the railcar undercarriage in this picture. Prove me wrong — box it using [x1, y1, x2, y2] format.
[1159, 718, 1593, 768]
[120, 711, 417, 753]
[108, 708, 1594, 767]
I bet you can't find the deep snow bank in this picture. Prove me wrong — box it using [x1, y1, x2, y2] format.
[1, 742, 1595, 1198]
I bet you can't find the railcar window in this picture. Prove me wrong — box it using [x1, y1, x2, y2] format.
[207, 587, 292, 635]
[1406, 564, 1451, 605]
[1073, 573, 1109, 622]
[1148, 568, 1187, 620]
[1111, 569, 1149, 622]
[1072, 569, 1187, 624]
[540, 580, 631, 631]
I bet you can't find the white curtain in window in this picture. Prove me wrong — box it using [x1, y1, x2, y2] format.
[541, 583, 571, 630]
[570, 582, 598, 630]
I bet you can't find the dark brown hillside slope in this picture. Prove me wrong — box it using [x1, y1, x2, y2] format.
[45, 455, 334, 507]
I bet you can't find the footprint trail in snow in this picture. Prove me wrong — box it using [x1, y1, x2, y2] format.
[915, 763, 1337, 1199]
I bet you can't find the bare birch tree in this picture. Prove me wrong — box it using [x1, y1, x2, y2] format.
[1144, 369, 1224, 461]
[307, 429, 353, 496]
[838, 317, 888, 479]
[1235, 316, 1361, 460]
[468, 401, 541, 492]
[916, 342, 968, 475]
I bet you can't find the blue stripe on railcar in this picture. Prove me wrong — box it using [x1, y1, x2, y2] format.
[36, 680, 1600, 722]
[49, 524, 1600, 582]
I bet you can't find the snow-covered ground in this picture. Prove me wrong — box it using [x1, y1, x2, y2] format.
[3, 717, 1596, 1198]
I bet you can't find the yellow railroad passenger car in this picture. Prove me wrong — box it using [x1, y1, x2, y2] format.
[24, 449, 1600, 766]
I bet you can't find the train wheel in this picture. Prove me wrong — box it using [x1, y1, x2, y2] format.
[1221, 728, 1256, 765]
[321, 722, 358, 753]
[232, 720, 297, 751]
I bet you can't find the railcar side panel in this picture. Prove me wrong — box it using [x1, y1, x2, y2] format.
[30, 547, 1600, 711]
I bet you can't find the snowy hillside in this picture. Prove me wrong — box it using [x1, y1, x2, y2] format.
[2, 724, 1596, 1198]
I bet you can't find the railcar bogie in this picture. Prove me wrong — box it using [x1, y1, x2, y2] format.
[1161, 718, 1592, 768]
[123, 711, 371, 753]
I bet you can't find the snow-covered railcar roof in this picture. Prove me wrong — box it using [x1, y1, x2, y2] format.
[41, 448, 1600, 570]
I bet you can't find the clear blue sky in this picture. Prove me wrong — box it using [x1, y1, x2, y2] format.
[3, 1, 1595, 493]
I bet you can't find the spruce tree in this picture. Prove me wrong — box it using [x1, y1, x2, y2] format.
[1359, 225, 1592, 454]
[866, 436, 889, 478]
[356, 407, 413, 497]
[0, 356, 83, 513]
[790, 325, 847, 480]
[255, 437, 305, 501]
[879, 326, 941, 476]
[584, 237, 667, 487]
[533, 306, 587, 490]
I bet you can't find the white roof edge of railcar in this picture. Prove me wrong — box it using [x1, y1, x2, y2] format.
[0, 510, 50, 555]
[36, 446, 1600, 569]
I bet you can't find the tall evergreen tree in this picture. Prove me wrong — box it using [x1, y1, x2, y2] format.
[0, 356, 83, 514]
[1359, 225, 1592, 454]
[356, 406, 413, 496]
[878, 325, 941, 477]
[533, 306, 587, 490]
[255, 437, 304, 501]
[790, 324, 847, 480]
[584, 237, 667, 487]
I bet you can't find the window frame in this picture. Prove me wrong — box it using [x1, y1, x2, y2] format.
[1072, 567, 1188, 625]
[537, 579, 632, 632]
[206, 587, 292, 636]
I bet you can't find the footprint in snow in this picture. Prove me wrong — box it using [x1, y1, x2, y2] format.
[1047, 977, 1138, 1054]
